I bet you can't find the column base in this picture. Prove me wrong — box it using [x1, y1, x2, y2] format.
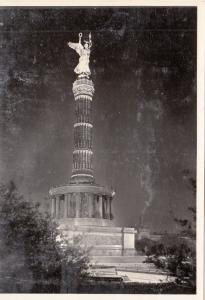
[58, 223, 136, 257]
[70, 174, 94, 184]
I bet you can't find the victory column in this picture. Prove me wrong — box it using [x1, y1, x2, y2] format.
[49, 33, 136, 257]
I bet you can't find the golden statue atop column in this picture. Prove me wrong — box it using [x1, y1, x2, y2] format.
[68, 33, 92, 78]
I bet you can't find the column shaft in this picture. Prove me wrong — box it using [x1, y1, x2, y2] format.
[88, 194, 93, 217]
[99, 195, 103, 218]
[76, 194, 80, 217]
[71, 79, 94, 184]
[109, 197, 112, 219]
[51, 198, 55, 218]
[64, 195, 68, 218]
[55, 196, 60, 219]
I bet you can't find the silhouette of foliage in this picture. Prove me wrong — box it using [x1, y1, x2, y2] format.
[0, 181, 89, 293]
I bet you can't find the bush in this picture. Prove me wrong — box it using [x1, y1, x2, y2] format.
[0, 181, 89, 293]
[137, 234, 196, 288]
[135, 238, 158, 255]
[152, 238, 195, 288]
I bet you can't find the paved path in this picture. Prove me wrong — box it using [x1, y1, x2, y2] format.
[117, 270, 176, 283]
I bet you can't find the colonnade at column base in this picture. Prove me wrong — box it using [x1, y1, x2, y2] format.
[49, 184, 114, 223]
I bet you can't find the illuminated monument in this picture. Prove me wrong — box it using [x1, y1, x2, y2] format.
[49, 33, 136, 256]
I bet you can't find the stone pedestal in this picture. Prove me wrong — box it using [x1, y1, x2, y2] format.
[121, 227, 136, 256]
[58, 222, 136, 256]
[49, 184, 136, 257]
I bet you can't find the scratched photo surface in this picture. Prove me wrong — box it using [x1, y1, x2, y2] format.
[0, 7, 196, 293]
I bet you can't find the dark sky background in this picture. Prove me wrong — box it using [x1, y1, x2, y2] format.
[0, 7, 196, 232]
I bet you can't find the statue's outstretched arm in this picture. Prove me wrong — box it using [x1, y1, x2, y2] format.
[68, 42, 83, 56]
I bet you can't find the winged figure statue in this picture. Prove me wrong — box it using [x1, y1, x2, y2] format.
[68, 33, 92, 77]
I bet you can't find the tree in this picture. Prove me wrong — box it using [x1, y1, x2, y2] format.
[0, 181, 90, 293]
[172, 176, 196, 288]
[146, 171, 196, 289]
[174, 173, 196, 239]
[60, 236, 90, 293]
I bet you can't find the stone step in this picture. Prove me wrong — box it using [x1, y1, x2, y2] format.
[88, 266, 124, 281]
[91, 255, 146, 264]
[108, 264, 166, 275]
[116, 265, 167, 275]
[90, 267, 117, 276]
[91, 258, 168, 275]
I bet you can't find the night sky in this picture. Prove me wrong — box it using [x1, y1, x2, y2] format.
[0, 7, 196, 232]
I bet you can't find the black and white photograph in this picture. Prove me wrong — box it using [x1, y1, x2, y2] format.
[0, 4, 203, 295]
